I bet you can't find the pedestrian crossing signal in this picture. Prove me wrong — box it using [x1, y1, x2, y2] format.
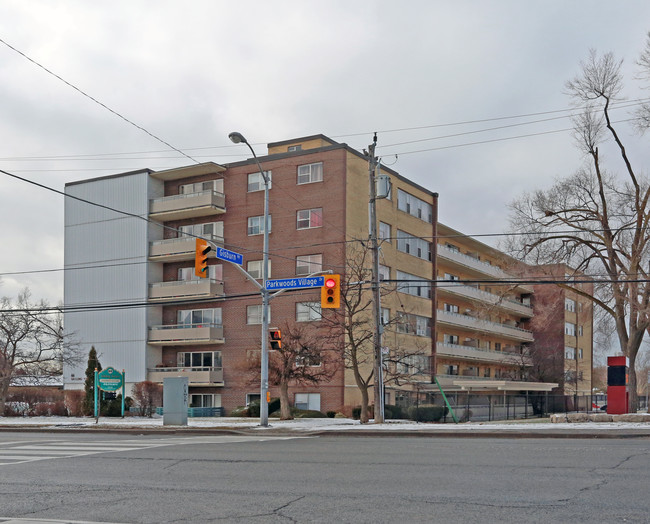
[269, 328, 282, 350]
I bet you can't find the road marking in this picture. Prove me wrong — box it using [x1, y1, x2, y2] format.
[0, 435, 309, 466]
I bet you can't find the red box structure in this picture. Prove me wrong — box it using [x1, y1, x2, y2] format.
[606, 356, 629, 415]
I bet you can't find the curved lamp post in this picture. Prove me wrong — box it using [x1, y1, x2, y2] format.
[229, 132, 271, 427]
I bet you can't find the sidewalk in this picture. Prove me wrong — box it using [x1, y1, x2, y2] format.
[1, 415, 650, 438]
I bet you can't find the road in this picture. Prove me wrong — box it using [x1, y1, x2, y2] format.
[0, 431, 648, 523]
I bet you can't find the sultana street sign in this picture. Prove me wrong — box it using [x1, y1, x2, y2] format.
[97, 367, 124, 392]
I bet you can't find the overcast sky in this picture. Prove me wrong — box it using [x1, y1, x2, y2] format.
[1, 1, 649, 305]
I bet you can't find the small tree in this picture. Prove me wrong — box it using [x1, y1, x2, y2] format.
[82, 347, 102, 416]
[132, 380, 163, 417]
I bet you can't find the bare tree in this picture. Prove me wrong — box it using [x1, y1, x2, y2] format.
[132, 381, 163, 417]
[246, 322, 341, 420]
[0, 289, 80, 413]
[508, 37, 650, 410]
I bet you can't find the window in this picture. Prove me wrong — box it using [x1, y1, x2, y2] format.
[246, 393, 261, 406]
[396, 230, 432, 261]
[396, 270, 431, 298]
[397, 354, 430, 375]
[288, 145, 302, 152]
[443, 273, 460, 281]
[248, 215, 271, 236]
[444, 303, 459, 314]
[564, 322, 576, 336]
[378, 264, 390, 281]
[494, 369, 502, 379]
[397, 189, 433, 223]
[296, 254, 322, 276]
[247, 171, 272, 192]
[294, 393, 320, 411]
[444, 364, 459, 376]
[494, 342, 501, 351]
[180, 179, 223, 195]
[445, 243, 460, 253]
[189, 394, 221, 408]
[295, 351, 321, 367]
[247, 260, 271, 279]
[443, 334, 459, 345]
[578, 302, 583, 312]
[484, 367, 491, 378]
[178, 264, 222, 281]
[578, 348, 584, 359]
[247, 305, 268, 325]
[396, 312, 431, 337]
[565, 298, 576, 312]
[297, 162, 323, 184]
[177, 351, 222, 368]
[179, 221, 223, 241]
[379, 222, 392, 243]
[297, 208, 323, 229]
[177, 308, 222, 327]
[296, 302, 321, 322]
[381, 308, 390, 326]
[565, 346, 576, 360]
[578, 325, 584, 336]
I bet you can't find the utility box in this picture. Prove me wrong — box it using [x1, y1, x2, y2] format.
[163, 376, 189, 426]
[606, 355, 629, 415]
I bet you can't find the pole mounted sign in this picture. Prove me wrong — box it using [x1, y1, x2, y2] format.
[214, 246, 243, 266]
[265, 276, 324, 290]
[97, 367, 124, 392]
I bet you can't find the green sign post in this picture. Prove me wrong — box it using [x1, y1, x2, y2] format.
[95, 367, 126, 418]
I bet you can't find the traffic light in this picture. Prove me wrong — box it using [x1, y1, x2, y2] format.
[194, 238, 212, 278]
[321, 274, 341, 308]
[269, 328, 282, 350]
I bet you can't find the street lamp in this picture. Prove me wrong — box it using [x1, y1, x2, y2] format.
[229, 131, 272, 427]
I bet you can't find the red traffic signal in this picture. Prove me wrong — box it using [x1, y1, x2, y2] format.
[269, 328, 282, 350]
[194, 238, 212, 278]
[321, 274, 341, 308]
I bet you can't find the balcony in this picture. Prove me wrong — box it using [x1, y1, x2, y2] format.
[149, 235, 223, 262]
[148, 323, 225, 345]
[437, 282, 533, 318]
[436, 342, 532, 365]
[437, 310, 534, 342]
[149, 190, 225, 221]
[147, 366, 224, 386]
[149, 279, 225, 302]
[437, 244, 534, 293]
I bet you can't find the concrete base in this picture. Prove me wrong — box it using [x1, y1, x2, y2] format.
[551, 412, 650, 423]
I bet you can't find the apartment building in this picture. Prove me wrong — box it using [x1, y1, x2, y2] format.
[528, 264, 594, 401]
[63, 134, 438, 414]
[63, 134, 568, 415]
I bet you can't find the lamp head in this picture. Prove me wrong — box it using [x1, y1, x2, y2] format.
[228, 132, 247, 144]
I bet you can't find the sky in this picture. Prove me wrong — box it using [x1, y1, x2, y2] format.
[1, 1, 650, 306]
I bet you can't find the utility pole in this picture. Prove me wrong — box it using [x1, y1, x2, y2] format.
[368, 133, 384, 423]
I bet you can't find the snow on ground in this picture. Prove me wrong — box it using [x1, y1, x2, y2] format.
[0, 415, 649, 432]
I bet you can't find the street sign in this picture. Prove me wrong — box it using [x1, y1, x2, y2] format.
[265, 276, 325, 290]
[214, 246, 243, 265]
[97, 367, 124, 392]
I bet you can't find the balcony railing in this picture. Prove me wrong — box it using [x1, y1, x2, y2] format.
[149, 190, 226, 220]
[437, 281, 533, 318]
[436, 342, 532, 365]
[148, 323, 225, 345]
[149, 279, 225, 301]
[147, 366, 224, 385]
[437, 310, 534, 342]
[149, 235, 224, 261]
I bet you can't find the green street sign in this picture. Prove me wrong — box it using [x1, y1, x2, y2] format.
[97, 367, 124, 392]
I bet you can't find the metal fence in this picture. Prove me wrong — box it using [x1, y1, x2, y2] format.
[394, 392, 633, 423]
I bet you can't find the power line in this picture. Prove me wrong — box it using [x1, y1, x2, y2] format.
[0, 37, 200, 165]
